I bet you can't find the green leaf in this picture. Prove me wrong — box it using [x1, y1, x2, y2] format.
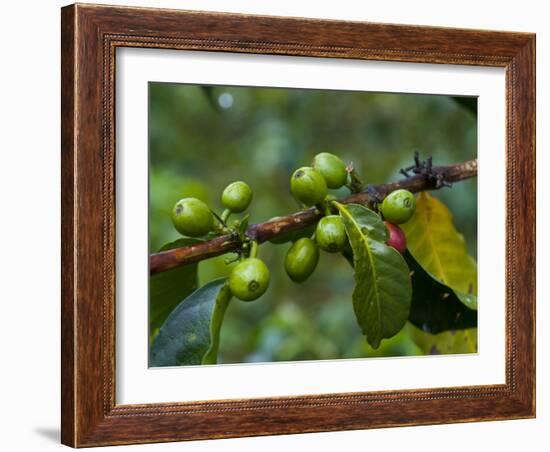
[452, 96, 477, 116]
[401, 192, 477, 309]
[202, 283, 233, 365]
[405, 251, 477, 334]
[410, 325, 477, 355]
[149, 238, 201, 340]
[150, 278, 232, 367]
[334, 203, 412, 349]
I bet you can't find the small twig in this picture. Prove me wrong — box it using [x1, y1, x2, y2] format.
[150, 157, 477, 275]
[345, 162, 365, 194]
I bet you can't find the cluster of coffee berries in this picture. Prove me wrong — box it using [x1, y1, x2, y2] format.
[171, 181, 270, 302]
[283, 153, 416, 282]
[170, 155, 417, 301]
[283, 153, 350, 282]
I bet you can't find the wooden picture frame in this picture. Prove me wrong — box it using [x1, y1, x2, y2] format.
[61, 3, 535, 447]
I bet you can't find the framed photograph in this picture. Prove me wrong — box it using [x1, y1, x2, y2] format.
[61, 3, 535, 447]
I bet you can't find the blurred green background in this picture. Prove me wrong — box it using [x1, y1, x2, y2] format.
[149, 82, 477, 364]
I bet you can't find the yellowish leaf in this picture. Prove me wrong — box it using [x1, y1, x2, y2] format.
[401, 192, 477, 308]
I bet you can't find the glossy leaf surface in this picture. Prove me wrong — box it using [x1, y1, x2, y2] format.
[335, 203, 412, 348]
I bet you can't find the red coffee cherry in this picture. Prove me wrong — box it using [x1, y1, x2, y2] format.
[384, 221, 407, 253]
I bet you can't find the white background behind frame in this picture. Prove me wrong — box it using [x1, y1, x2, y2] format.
[116, 48, 506, 405]
[2, 0, 547, 451]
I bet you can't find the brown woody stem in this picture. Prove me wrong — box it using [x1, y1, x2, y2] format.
[150, 158, 477, 275]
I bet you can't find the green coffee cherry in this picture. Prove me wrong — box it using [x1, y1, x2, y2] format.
[229, 257, 270, 301]
[290, 166, 327, 206]
[171, 197, 214, 237]
[316, 215, 347, 253]
[284, 238, 320, 282]
[221, 181, 253, 213]
[380, 189, 416, 224]
[312, 152, 348, 189]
